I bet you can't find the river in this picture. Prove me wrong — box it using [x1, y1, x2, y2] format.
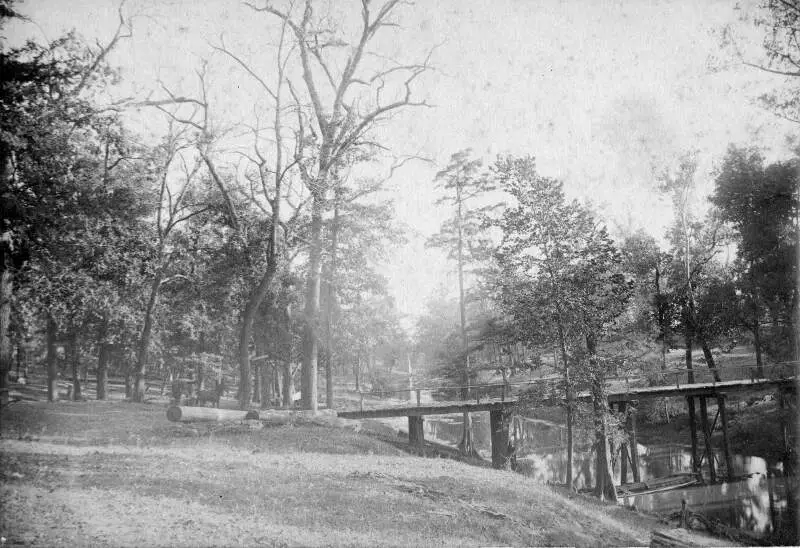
[424, 412, 798, 543]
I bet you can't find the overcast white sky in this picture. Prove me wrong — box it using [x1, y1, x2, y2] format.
[8, 0, 797, 322]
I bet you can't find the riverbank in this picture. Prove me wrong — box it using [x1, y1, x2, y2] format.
[0, 399, 732, 547]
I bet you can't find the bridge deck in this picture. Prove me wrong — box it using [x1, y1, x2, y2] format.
[336, 376, 797, 420]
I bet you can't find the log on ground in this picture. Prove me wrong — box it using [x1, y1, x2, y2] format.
[166, 406, 260, 422]
[650, 529, 742, 547]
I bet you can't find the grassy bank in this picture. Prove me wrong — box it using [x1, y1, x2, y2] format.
[0, 399, 732, 547]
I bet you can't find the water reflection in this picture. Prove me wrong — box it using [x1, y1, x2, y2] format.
[425, 412, 797, 542]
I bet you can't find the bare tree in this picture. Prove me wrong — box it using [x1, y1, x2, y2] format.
[200, 20, 303, 409]
[133, 123, 209, 402]
[251, 0, 431, 410]
[659, 153, 723, 384]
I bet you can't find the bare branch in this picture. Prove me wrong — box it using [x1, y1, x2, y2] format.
[200, 151, 243, 238]
[211, 36, 278, 101]
[73, 0, 133, 97]
[131, 96, 207, 108]
[173, 205, 213, 227]
[742, 60, 800, 77]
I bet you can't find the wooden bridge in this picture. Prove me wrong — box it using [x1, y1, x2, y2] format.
[338, 363, 798, 483]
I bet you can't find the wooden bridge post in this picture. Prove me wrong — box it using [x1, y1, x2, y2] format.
[698, 396, 717, 483]
[408, 415, 425, 452]
[490, 408, 511, 469]
[717, 394, 734, 480]
[618, 401, 629, 484]
[686, 396, 700, 475]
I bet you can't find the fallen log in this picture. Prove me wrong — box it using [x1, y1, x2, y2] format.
[650, 528, 743, 547]
[650, 529, 699, 547]
[166, 406, 259, 422]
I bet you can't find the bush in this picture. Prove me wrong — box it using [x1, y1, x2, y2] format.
[640, 397, 684, 424]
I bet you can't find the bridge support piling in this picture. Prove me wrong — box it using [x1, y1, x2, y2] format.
[617, 401, 640, 483]
[717, 394, 734, 480]
[698, 396, 717, 483]
[490, 409, 511, 469]
[630, 401, 640, 482]
[408, 415, 425, 453]
[686, 396, 700, 476]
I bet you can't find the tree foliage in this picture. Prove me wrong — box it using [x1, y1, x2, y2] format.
[711, 145, 799, 361]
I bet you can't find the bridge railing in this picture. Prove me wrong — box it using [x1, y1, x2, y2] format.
[646, 361, 800, 389]
[349, 376, 566, 412]
[346, 362, 799, 411]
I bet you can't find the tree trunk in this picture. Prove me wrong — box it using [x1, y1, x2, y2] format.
[282, 359, 293, 409]
[458, 411, 478, 456]
[746, 266, 764, 377]
[324, 349, 333, 409]
[253, 362, 262, 404]
[354, 352, 361, 392]
[324, 191, 341, 410]
[0, 266, 11, 407]
[0, 150, 15, 407]
[47, 315, 58, 402]
[752, 321, 763, 378]
[588, 333, 616, 500]
[263, 363, 271, 406]
[281, 302, 294, 409]
[456, 180, 470, 401]
[791, 283, 800, 362]
[407, 353, 414, 402]
[134, 271, 164, 403]
[301, 194, 324, 411]
[556, 317, 574, 490]
[655, 263, 668, 370]
[16, 342, 26, 377]
[124, 367, 133, 399]
[273, 366, 282, 406]
[698, 335, 721, 382]
[238, 265, 277, 411]
[70, 332, 82, 401]
[592, 390, 616, 499]
[685, 330, 694, 384]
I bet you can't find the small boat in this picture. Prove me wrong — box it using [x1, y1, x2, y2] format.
[616, 473, 701, 497]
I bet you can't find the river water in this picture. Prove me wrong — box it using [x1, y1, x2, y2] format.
[424, 412, 798, 542]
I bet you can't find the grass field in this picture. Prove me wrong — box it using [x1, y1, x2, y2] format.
[0, 398, 728, 547]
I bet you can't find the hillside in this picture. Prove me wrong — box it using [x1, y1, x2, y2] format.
[0, 399, 731, 547]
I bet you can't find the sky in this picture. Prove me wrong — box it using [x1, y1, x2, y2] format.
[7, 0, 797, 323]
